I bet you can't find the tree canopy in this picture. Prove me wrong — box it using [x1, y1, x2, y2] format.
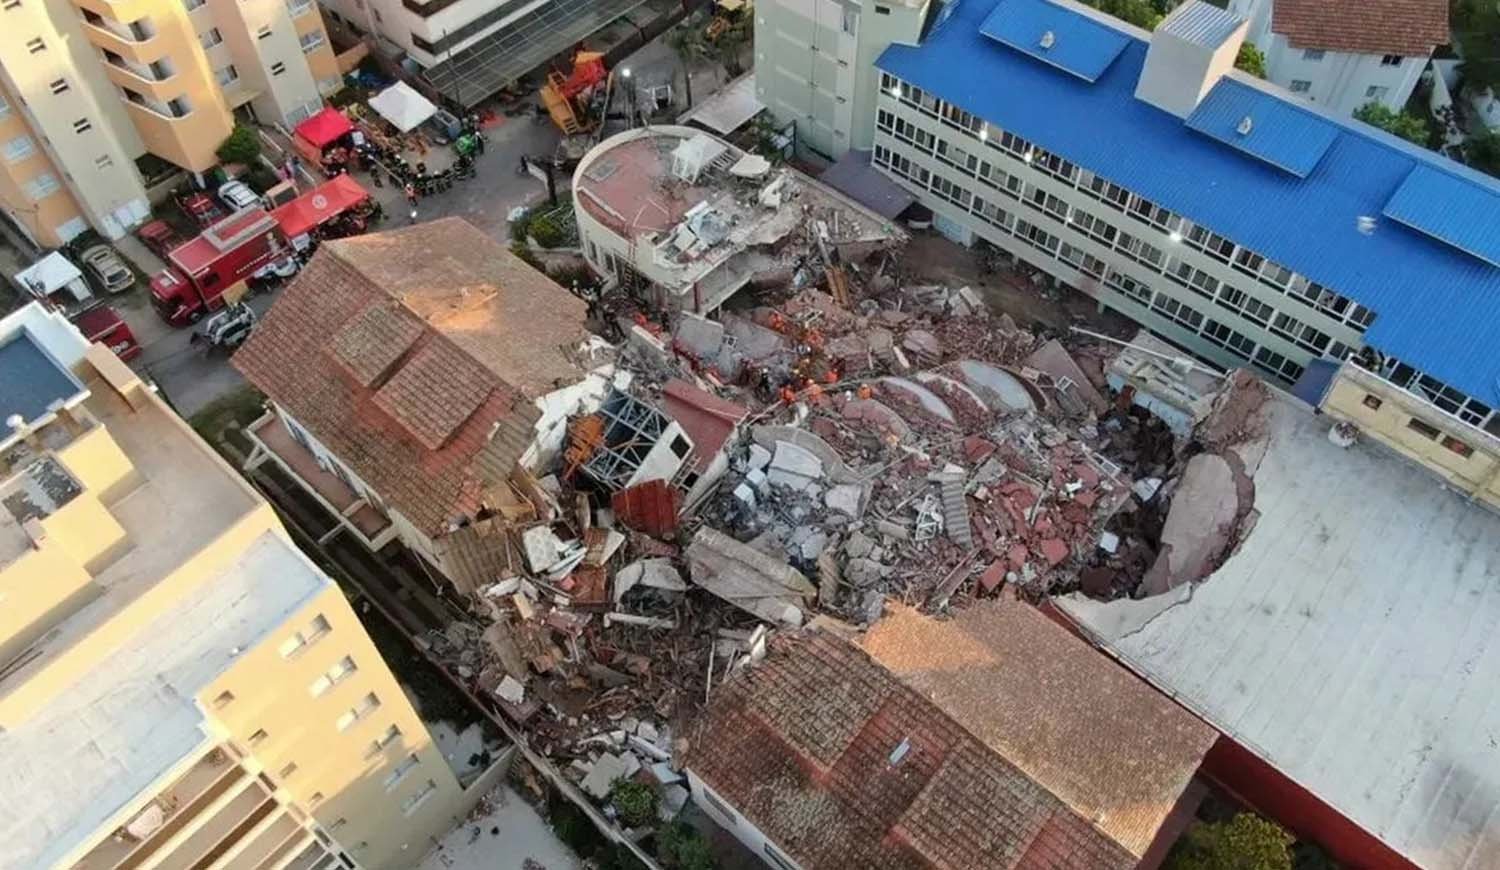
[1235, 43, 1267, 78]
[1353, 102, 1431, 145]
[1166, 814, 1294, 870]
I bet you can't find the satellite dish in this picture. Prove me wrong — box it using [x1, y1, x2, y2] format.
[312, 194, 329, 210]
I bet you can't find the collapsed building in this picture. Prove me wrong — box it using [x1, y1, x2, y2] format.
[571, 125, 904, 316]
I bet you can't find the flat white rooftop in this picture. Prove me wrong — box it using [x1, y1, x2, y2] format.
[1059, 397, 1500, 870]
[0, 531, 327, 870]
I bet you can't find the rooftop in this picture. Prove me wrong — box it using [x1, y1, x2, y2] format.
[861, 600, 1216, 858]
[0, 328, 86, 437]
[687, 625, 1205, 868]
[877, 0, 1500, 407]
[0, 531, 327, 869]
[1271, 0, 1449, 57]
[1057, 395, 1500, 870]
[573, 126, 899, 289]
[234, 219, 591, 535]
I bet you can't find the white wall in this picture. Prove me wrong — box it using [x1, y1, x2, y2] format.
[1260, 33, 1425, 116]
[526, 364, 631, 470]
[685, 769, 805, 870]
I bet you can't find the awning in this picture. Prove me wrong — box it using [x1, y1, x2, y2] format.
[15, 251, 84, 298]
[367, 81, 437, 133]
[294, 108, 354, 149]
[270, 175, 369, 239]
[678, 73, 763, 135]
[819, 149, 917, 221]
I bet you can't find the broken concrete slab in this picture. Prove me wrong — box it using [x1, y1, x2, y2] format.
[614, 558, 688, 601]
[1026, 339, 1110, 415]
[752, 425, 861, 484]
[747, 443, 772, 471]
[880, 377, 957, 424]
[496, 675, 526, 704]
[1141, 452, 1246, 596]
[521, 526, 565, 573]
[846, 557, 890, 587]
[581, 753, 632, 799]
[768, 440, 825, 488]
[825, 483, 865, 518]
[685, 527, 817, 626]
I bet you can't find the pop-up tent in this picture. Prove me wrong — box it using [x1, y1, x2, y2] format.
[367, 81, 438, 133]
[270, 174, 370, 248]
[292, 107, 354, 162]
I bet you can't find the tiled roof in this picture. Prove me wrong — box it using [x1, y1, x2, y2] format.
[660, 379, 747, 473]
[233, 219, 587, 536]
[1272, 0, 1448, 57]
[686, 631, 1144, 869]
[862, 600, 1217, 857]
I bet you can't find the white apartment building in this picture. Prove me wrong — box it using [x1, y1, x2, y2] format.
[1227, 0, 1448, 116]
[0, 0, 338, 246]
[859, 0, 1500, 450]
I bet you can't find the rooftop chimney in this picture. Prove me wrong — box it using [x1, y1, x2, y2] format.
[1134, 1, 1248, 118]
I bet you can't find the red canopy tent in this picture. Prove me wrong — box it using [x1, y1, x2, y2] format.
[292, 108, 354, 162]
[270, 175, 369, 241]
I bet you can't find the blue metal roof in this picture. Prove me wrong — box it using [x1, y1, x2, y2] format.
[1185, 79, 1339, 177]
[978, 0, 1130, 83]
[878, 0, 1500, 404]
[1160, 1, 1244, 49]
[0, 332, 83, 427]
[1383, 164, 1500, 268]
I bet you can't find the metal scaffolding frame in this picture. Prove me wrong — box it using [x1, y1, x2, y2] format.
[422, 0, 655, 107]
[581, 389, 672, 489]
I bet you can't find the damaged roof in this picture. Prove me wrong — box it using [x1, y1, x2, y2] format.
[660, 379, 748, 473]
[1057, 396, 1500, 870]
[686, 629, 1145, 869]
[862, 600, 1216, 858]
[234, 219, 582, 535]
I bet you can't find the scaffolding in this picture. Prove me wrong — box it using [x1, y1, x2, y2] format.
[580, 389, 673, 490]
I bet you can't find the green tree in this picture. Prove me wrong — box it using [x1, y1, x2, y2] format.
[1080, 0, 1163, 29]
[1453, 0, 1500, 93]
[1235, 43, 1267, 78]
[1465, 126, 1500, 176]
[711, 15, 752, 78]
[1353, 102, 1431, 145]
[215, 124, 261, 166]
[656, 820, 716, 870]
[610, 780, 659, 828]
[1167, 813, 1294, 870]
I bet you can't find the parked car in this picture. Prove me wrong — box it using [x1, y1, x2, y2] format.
[218, 179, 261, 211]
[80, 245, 135, 295]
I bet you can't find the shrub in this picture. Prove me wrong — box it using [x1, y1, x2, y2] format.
[510, 242, 543, 270]
[216, 124, 261, 166]
[1166, 813, 1293, 870]
[528, 213, 567, 249]
[509, 209, 532, 243]
[610, 779, 659, 828]
[657, 820, 716, 870]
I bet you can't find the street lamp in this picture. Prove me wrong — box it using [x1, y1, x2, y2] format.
[621, 67, 635, 126]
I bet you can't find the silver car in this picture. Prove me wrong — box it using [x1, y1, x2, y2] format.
[80, 244, 134, 294]
[218, 179, 261, 211]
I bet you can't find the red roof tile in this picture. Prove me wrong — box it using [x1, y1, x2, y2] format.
[1272, 0, 1448, 57]
[233, 219, 588, 536]
[687, 632, 1143, 870]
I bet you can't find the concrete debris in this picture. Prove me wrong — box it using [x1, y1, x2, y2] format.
[613, 558, 687, 602]
[521, 526, 567, 573]
[824, 483, 865, 517]
[496, 675, 526, 704]
[686, 528, 817, 626]
[766, 441, 825, 491]
[580, 753, 632, 800]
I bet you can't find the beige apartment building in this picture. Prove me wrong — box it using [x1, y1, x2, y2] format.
[0, 0, 339, 248]
[0, 302, 500, 870]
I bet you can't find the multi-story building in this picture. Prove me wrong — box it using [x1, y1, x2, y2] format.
[0, 0, 338, 247]
[0, 302, 494, 870]
[1227, 0, 1448, 117]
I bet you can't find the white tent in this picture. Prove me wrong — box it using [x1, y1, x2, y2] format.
[15, 252, 89, 302]
[368, 81, 438, 133]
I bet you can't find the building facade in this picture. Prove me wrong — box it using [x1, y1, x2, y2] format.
[0, 303, 491, 870]
[1227, 0, 1447, 117]
[0, 0, 337, 247]
[852, 0, 1500, 487]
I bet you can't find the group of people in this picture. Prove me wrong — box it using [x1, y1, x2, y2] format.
[316, 114, 490, 215]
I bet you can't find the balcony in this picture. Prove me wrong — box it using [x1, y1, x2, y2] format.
[245, 413, 394, 544]
[102, 51, 179, 99]
[122, 88, 191, 121]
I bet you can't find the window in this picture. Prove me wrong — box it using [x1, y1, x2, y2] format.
[2, 0, 20, 10]
[249, 728, 269, 745]
[309, 791, 325, 806]
[23, 173, 59, 199]
[763, 843, 798, 870]
[299, 30, 324, 52]
[701, 785, 737, 826]
[1151, 295, 1205, 331]
[48, 78, 68, 94]
[401, 780, 438, 815]
[384, 753, 420, 790]
[1381, 54, 1402, 66]
[0, 95, 9, 118]
[1290, 80, 1312, 93]
[875, 4, 890, 12]
[215, 64, 237, 85]
[367, 724, 402, 758]
[1253, 347, 1304, 382]
[336, 693, 381, 731]
[310, 656, 357, 696]
[25, 36, 44, 53]
[94, 154, 113, 169]
[1406, 418, 1441, 440]
[256, 25, 271, 38]
[167, 97, 190, 117]
[1303, 49, 1325, 61]
[1365, 85, 1389, 100]
[1362, 394, 1383, 411]
[1442, 435, 1474, 457]
[330, 817, 348, 831]
[270, 61, 286, 76]
[278, 761, 298, 779]
[200, 27, 222, 48]
[3, 135, 35, 162]
[73, 118, 92, 133]
[185, 0, 204, 8]
[1200, 319, 1255, 360]
[279, 614, 331, 658]
[213, 690, 235, 709]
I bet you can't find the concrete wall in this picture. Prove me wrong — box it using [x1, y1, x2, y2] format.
[870, 72, 1378, 388]
[1321, 363, 1500, 511]
[1259, 33, 1425, 116]
[209, 0, 324, 126]
[754, 0, 926, 159]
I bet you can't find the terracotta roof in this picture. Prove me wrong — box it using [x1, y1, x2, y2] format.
[686, 631, 1144, 869]
[862, 600, 1217, 858]
[660, 379, 747, 473]
[233, 219, 588, 536]
[1271, 0, 1448, 57]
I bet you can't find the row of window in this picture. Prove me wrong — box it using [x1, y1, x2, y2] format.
[1361, 392, 1480, 457]
[877, 82, 1378, 334]
[1363, 355, 1499, 433]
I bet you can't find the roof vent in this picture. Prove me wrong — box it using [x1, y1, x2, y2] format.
[889, 737, 912, 766]
[1236, 115, 1253, 136]
[1039, 30, 1055, 50]
[1356, 215, 1377, 235]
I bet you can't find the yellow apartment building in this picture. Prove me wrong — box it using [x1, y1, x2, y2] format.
[0, 301, 502, 870]
[0, 0, 339, 248]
